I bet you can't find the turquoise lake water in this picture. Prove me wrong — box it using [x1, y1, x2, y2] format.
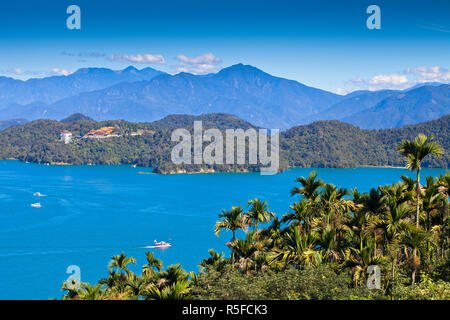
[0, 160, 446, 299]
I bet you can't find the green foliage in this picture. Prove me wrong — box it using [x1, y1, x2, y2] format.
[281, 116, 449, 168]
[191, 265, 380, 300]
[0, 115, 448, 173]
[391, 273, 450, 300]
[56, 133, 449, 300]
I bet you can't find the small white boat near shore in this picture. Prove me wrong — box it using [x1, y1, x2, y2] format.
[31, 203, 41, 208]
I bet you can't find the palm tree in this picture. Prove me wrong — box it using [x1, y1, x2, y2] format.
[270, 226, 322, 268]
[379, 202, 414, 281]
[437, 171, 450, 196]
[400, 174, 416, 192]
[142, 252, 163, 277]
[319, 183, 351, 228]
[291, 170, 324, 200]
[156, 264, 189, 288]
[215, 205, 247, 268]
[342, 238, 386, 287]
[77, 283, 106, 300]
[227, 231, 265, 273]
[144, 279, 192, 300]
[214, 205, 246, 241]
[125, 273, 147, 298]
[108, 252, 137, 278]
[381, 182, 411, 206]
[397, 134, 443, 228]
[282, 199, 315, 233]
[360, 188, 385, 257]
[259, 217, 283, 248]
[246, 198, 275, 232]
[421, 179, 447, 267]
[400, 226, 430, 284]
[397, 134, 443, 284]
[422, 178, 446, 232]
[317, 225, 340, 263]
[199, 249, 225, 271]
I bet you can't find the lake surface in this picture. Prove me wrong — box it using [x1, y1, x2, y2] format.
[0, 160, 446, 299]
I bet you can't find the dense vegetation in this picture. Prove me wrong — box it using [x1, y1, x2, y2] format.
[282, 115, 449, 168]
[0, 113, 448, 173]
[60, 134, 449, 300]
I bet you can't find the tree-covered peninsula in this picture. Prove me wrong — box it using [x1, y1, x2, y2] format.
[0, 113, 448, 173]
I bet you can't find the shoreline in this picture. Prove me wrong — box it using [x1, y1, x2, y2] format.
[1, 159, 447, 173]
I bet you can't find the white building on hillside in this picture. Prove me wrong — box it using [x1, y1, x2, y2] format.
[60, 130, 73, 144]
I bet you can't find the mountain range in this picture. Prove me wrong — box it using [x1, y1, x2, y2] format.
[0, 64, 448, 130]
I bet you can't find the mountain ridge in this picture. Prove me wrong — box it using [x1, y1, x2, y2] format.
[0, 64, 448, 130]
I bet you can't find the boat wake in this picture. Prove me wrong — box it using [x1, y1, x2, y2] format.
[143, 245, 171, 249]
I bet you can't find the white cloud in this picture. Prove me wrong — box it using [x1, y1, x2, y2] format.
[6, 68, 23, 75]
[109, 53, 166, 65]
[50, 68, 72, 76]
[173, 53, 221, 75]
[405, 66, 450, 83]
[2, 68, 42, 77]
[369, 74, 409, 86]
[345, 66, 449, 92]
[335, 88, 347, 95]
[61, 51, 105, 58]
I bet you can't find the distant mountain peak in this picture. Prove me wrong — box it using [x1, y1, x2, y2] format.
[60, 113, 96, 123]
[405, 81, 447, 91]
[121, 65, 139, 73]
[220, 63, 262, 72]
[72, 67, 112, 75]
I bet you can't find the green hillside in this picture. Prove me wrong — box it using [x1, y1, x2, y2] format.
[0, 113, 448, 172]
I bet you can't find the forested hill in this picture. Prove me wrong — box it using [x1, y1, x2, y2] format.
[0, 113, 448, 172]
[151, 113, 258, 131]
[281, 115, 449, 168]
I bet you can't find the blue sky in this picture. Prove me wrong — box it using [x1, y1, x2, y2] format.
[0, 0, 449, 93]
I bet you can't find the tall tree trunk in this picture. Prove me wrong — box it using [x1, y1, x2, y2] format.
[412, 247, 417, 285]
[374, 230, 377, 258]
[231, 230, 236, 268]
[416, 169, 420, 228]
[392, 258, 395, 281]
[412, 169, 421, 285]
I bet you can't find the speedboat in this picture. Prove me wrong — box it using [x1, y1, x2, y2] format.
[33, 192, 47, 197]
[153, 240, 171, 247]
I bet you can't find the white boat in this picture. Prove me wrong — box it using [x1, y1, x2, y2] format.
[33, 192, 47, 197]
[31, 203, 41, 208]
[145, 240, 171, 248]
